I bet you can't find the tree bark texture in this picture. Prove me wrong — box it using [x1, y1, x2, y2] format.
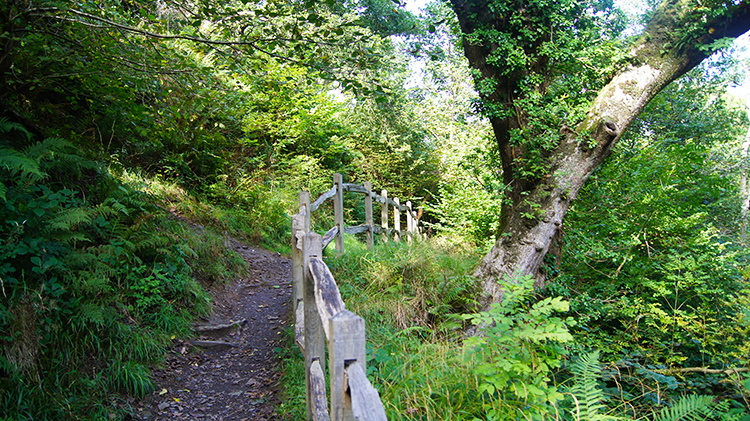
[450, 0, 750, 307]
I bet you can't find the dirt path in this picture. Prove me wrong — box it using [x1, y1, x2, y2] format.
[134, 239, 292, 420]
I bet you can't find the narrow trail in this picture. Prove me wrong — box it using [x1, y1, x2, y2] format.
[134, 239, 292, 420]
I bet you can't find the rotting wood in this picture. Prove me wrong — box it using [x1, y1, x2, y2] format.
[348, 362, 387, 421]
[381, 189, 388, 243]
[311, 185, 337, 213]
[406, 201, 413, 244]
[309, 257, 346, 339]
[393, 197, 401, 243]
[292, 208, 305, 339]
[296, 300, 305, 351]
[310, 359, 331, 421]
[194, 318, 247, 333]
[301, 191, 311, 233]
[322, 226, 339, 250]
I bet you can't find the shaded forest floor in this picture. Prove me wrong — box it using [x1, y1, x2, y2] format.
[132, 239, 292, 420]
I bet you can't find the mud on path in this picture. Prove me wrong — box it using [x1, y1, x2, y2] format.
[134, 239, 292, 420]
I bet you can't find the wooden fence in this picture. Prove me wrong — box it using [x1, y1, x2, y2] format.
[290, 174, 423, 421]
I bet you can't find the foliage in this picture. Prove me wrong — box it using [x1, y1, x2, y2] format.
[564, 351, 623, 421]
[652, 394, 715, 421]
[463, 275, 574, 419]
[412, 9, 504, 246]
[450, 0, 627, 181]
[328, 238, 482, 331]
[0, 120, 242, 419]
[549, 63, 750, 416]
[275, 327, 307, 421]
[321, 239, 489, 419]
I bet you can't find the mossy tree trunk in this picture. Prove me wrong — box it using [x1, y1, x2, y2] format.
[450, 0, 750, 306]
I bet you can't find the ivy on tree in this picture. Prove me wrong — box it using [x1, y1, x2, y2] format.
[449, 0, 750, 306]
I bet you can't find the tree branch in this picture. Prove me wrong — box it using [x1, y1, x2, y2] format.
[653, 367, 750, 375]
[27, 7, 308, 66]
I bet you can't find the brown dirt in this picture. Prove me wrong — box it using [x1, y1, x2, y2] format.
[133, 239, 292, 421]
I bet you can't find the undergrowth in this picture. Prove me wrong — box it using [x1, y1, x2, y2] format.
[0, 119, 248, 419]
[282, 233, 750, 421]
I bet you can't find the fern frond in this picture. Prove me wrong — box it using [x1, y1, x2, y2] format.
[49, 207, 93, 231]
[0, 116, 32, 139]
[76, 303, 106, 327]
[101, 198, 130, 216]
[653, 394, 714, 421]
[0, 148, 44, 180]
[568, 351, 622, 421]
[24, 137, 97, 175]
[23, 137, 73, 160]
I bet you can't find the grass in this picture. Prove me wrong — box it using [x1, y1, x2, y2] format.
[280, 235, 497, 420]
[118, 169, 292, 252]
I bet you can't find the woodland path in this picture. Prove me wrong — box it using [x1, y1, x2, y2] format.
[133, 239, 292, 420]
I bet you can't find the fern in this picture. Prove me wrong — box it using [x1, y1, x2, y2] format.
[0, 116, 32, 138]
[568, 351, 623, 421]
[653, 395, 715, 421]
[48, 207, 93, 232]
[24, 137, 97, 175]
[0, 148, 44, 201]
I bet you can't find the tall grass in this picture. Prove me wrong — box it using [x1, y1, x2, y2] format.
[276, 237, 501, 420]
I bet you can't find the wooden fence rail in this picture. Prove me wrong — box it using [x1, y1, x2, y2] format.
[291, 174, 423, 420]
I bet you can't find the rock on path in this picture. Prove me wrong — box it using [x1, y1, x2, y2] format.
[134, 239, 292, 420]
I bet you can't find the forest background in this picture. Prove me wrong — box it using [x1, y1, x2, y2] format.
[1, 0, 750, 419]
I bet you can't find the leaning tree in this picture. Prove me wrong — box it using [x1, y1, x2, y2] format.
[448, 0, 750, 306]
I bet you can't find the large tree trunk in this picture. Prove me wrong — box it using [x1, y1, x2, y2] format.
[450, 0, 750, 307]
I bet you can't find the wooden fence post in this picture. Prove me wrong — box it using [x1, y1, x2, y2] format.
[333, 173, 344, 255]
[406, 201, 413, 244]
[380, 189, 388, 244]
[329, 310, 366, 421]
[292, 191, 311, 349]
[301, 191, 311, 233]
[365, 182, 373, 250]
[304, 232, 326, 420]
[393, 197, 400, 243]
[292, 219, 304, 348]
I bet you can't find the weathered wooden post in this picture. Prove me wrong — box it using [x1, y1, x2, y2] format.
[365, 182, 374, 250]
[329, 310, 366, 421]
[380, 189, 388, 244]
[333, 173, 344, 255]
[304, 232, 327, 420]
[393, 197, 400, 243]
[292, 191, 311, 349]
[302, 191, 311, 233]
[406, 201, 413, 244]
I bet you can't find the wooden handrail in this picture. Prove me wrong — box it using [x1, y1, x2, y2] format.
[291, 230, 388, 421]
[293, 173, 426, 421]
[302, 173, 422, 255]
[348, 362, 387, 420]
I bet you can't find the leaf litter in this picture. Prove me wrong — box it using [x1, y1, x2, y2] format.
[133, 239, 292, 420]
